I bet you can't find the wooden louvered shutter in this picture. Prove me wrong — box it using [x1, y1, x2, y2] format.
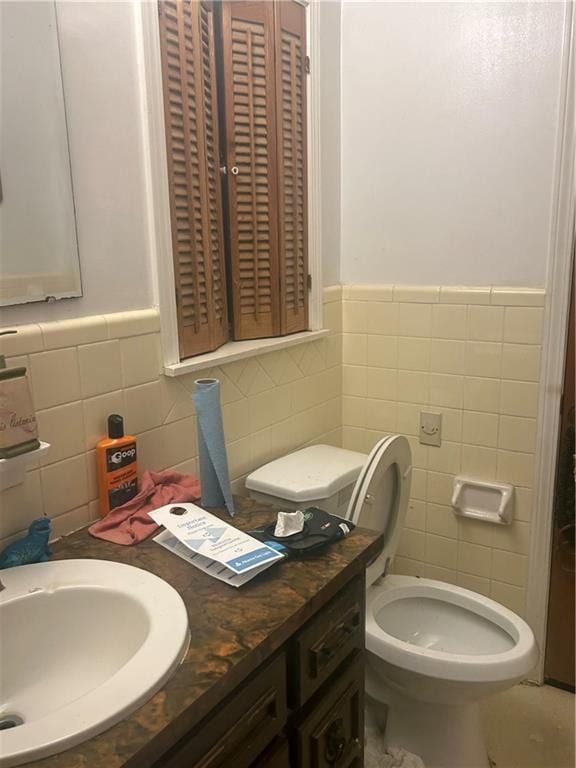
[220, 2, 281, 340]
[159, 0, 228, 358]
[275, 1, 308, 334]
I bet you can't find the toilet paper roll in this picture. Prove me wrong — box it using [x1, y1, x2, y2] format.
[192, 379, 235, 517]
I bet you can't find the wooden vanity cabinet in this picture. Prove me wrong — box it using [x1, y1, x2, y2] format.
[155, 575, 366, 768]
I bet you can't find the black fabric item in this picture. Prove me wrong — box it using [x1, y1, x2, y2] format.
[249, 507, 355, 558]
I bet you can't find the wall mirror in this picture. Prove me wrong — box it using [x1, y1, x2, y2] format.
[0, 1, 82, 307]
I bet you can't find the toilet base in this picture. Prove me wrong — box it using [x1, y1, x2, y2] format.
[366, 687, 490, 768]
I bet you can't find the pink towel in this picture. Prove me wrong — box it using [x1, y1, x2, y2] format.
[89, 470, 201, 546]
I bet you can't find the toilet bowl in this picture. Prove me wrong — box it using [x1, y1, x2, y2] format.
[365, 574, 538, 767]
[246, 435, 539, 768]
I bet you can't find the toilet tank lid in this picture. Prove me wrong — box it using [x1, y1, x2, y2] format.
[245, 445, 368, 503]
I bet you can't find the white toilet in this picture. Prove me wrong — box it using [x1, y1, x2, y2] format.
[246, 436, 538, 768]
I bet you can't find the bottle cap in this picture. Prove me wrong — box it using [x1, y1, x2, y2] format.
[108, 414, 125, 439]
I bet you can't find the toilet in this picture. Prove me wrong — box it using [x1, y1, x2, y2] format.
[246, 436, 538, 768]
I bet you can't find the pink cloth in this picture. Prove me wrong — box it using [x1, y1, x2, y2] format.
[89, 470, 201, 546]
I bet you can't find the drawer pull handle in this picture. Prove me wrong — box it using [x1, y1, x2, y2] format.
[309, 605, 361, 676]
[324, 718, 346, 765]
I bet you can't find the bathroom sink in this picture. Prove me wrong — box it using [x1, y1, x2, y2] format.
[0, 559, 189, 767]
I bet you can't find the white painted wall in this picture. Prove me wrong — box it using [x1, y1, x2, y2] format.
[320, 0, 341, 286]
[340, 1, 566, 287]
[2, 1, 153, 325]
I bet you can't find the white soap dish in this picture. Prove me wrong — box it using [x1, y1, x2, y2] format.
[0, 442, 51, 491]
[452, 476, 514, 525]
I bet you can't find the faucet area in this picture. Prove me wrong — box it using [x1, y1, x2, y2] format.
[0, 1, 574, 767]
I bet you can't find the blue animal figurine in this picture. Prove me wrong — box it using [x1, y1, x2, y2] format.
[0, 517, 52, 569]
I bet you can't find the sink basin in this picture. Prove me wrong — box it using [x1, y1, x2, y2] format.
[0, 559, 189, 767]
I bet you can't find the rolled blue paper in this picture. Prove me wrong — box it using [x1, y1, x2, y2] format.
[192, 378, 235, 516]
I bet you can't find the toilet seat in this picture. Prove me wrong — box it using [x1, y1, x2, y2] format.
[346, 434, 412, 585]
[366, 575, 538, 683]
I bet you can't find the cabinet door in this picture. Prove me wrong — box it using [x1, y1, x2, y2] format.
[157, 653, 287, 768]
[289, 577, 364, 707]
[293, 652, 364, 768]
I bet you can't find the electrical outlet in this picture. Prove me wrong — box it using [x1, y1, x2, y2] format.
[420, 411, 442, 447]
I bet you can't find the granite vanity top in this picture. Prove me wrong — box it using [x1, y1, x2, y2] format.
[27, 497, 383, 768]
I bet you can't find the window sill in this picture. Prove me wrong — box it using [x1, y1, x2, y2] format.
[163, 329, 330, 377]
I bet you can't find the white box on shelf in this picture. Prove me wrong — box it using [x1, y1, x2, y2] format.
[0, 442, 50, 491]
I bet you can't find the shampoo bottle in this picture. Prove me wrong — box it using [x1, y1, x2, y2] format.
[96, 414, 138, 518]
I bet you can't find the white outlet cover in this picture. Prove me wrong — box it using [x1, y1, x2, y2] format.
[420, 411, 442, 447]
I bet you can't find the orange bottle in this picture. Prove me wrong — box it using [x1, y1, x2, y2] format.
[96, 414, 138, 518]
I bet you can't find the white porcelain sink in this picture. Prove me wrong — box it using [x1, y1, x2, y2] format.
[0, 559, 189, 767]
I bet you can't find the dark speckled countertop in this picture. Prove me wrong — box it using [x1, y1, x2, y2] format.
[25, 497, 383, 768]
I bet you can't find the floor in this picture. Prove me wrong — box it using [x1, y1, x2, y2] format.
[365, 684, 574, 768]
[482, 683, 575, 768]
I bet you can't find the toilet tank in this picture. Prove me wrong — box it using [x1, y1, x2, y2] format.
[245, 445, 368, 516]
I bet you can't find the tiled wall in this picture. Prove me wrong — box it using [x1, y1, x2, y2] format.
[0, 287, 342, 550]
[340, 284, 545, 617]
[0, 283, 546, 619]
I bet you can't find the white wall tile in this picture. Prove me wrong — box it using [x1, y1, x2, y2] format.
[501, 344, 541, 382]
[503, 307, 544, 344]
[366, 367, 398, 400]
[366, 335, 398, 368]
[457, 541, 492, 577]
[426, 534, 458, 569]
[397, 370, 429, 403]
[121, 334, 162, 387]
[366, 302, 399, 334]
[426, 503, 458, 538]
[467, 306, 504, 342]
[0, 324, 44, 356]
[440, 286, 491, 305]
[394, 286, 439, 303]
[463, 377, 500, 413]
[78, 341, 123, 398]
[498, 416, 536, 452]
[496, 450, 534, 487]
[342, 301, 367, 333]
[40, 316, 107, 350]
[490, 288, 545, 307]
[342, 334, 367, 365]
[36, 402, 85, 464]
[430, 339, 466, 374]
[500, 380, 539, 417]
[491, 549, 527, 587]
[398, 303, 432, 337]
[398, 338, 430, 371]
[462, 411, 499, 448]
[29, 348, 81, 410]
[465, 341, 502, 378]
[431, 305, 467, 339]
[41, 455, 89, 517]
[429, 373, 464, 409]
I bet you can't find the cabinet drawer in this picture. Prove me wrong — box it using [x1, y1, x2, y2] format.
[158, 653, 287, 768]
[292, 651, 364, 768]
[250, 736, 290, 767]
[289, 577, 364, 706]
